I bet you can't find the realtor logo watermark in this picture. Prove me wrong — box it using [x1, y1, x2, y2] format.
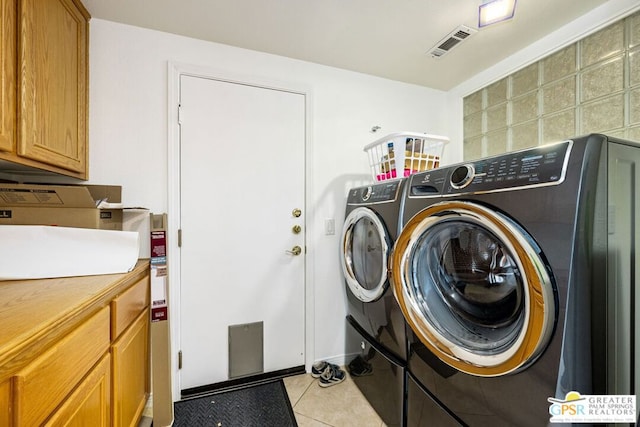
[548, 391, 636, 423]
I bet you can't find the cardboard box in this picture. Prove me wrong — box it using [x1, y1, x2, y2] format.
[85, 184, 123, 230]
[0, 184, 123, 230]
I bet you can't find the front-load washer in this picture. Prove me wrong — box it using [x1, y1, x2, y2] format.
[340, 179, 408, 426]
[390, 134, 640, 426]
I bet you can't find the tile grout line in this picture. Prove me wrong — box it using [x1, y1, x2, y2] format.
[293, 374, 338, 426]
[291, 375, 316, 408]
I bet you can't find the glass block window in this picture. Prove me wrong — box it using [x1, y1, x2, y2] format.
[463, 10, 640, 160]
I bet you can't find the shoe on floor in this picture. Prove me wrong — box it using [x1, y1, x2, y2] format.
[348, 355, 373, 377]
[319, 364, 346, 388]
[311, 360, 338, 378]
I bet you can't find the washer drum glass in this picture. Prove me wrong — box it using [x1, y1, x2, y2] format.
[391, 201, 556, 376]
[341, 207, 391, 302]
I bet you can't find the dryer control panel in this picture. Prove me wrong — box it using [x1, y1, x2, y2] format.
[347, 180, 403, 204]
[410, 140, 572, 197]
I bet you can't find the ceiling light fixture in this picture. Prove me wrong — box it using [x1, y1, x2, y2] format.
[478, 0, 517, 28]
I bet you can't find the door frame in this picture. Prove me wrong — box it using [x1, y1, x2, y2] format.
[167, 61, 315, 401]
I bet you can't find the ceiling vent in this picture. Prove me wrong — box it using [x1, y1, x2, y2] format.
[428, 25, 477, 58]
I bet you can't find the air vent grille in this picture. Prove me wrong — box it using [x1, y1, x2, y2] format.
[454, 30, 472, 39]
[428, 25, 477, 58]
[439, 38, 461, 51]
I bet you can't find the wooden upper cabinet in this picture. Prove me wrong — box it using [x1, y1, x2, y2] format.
[0, 380, 11, 427]
[0, 0, 16, 153]
[18, 0, 90, 178]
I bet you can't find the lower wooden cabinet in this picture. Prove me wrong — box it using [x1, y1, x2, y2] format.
[14, 306, 110, 426]
[112, 308, 150, 427]
[44, 354, 111, 427]
[0, 262, 150, 427]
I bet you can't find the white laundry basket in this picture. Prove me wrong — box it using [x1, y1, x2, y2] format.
[364, 132, 449, 182]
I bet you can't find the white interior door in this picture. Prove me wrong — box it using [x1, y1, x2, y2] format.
[179, 74, 306, 390]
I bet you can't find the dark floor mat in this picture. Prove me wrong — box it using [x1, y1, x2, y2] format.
[173, 380, 297, 427]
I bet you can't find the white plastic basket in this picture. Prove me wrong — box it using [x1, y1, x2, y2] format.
[364, 132, 449, 182]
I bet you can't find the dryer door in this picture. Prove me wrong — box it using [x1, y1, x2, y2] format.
[341, 207, 391, 302]
[391, 201, 556, 376]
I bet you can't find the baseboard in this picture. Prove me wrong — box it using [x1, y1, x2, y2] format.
[181, 365, 305, 399]
[318, 352, 360, 368]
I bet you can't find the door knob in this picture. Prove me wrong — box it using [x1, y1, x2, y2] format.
[292, 225, 302, 234]
[292, 208, 302, 218]
[286, 245, 302, 256]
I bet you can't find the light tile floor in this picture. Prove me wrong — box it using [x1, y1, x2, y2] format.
[284, 369, 386, 427]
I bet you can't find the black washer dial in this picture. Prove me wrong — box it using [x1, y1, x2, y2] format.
[450, 165, 474, 189]
[362, 186, 373, 201]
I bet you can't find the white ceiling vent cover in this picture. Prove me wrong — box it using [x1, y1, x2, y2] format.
[428, 25, 477, 58]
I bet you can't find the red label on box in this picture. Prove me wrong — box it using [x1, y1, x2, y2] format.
[150, 231, 166, 258]
[152, 306, 168, 322]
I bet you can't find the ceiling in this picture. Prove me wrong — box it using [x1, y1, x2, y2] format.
[81, 0, 612, 91]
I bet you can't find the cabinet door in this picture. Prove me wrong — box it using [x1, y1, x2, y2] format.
[112, 309, 149, 427]
[13, 306, 110, 426]
[111, 277, 150, 340]
[44, 354, 111, 427]
[18, 0, 88, 175]
[0, 379, 11, 427]
[0, 0, 16, 153]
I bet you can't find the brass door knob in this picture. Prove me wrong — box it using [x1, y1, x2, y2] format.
[292, 225, 302, 234]
[292, 208, 302, 218]
[286, 245, 302, 256]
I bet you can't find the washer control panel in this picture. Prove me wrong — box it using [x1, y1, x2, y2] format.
[410, 140, 572, 196]
[347, 180, 402, 204]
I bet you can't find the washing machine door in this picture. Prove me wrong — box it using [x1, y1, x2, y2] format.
[341, 207, 392, 302]
[391, 201, 556, 376]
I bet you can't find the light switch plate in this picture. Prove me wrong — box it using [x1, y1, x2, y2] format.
[324, 218, 335, 235]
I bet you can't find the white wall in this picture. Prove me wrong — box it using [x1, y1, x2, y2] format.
[88, 18, 451, 394]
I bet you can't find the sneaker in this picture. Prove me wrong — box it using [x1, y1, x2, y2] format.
[348, 355, 373, 377]
[319, 364, 346, 388]
[311, 361, 338, 378]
